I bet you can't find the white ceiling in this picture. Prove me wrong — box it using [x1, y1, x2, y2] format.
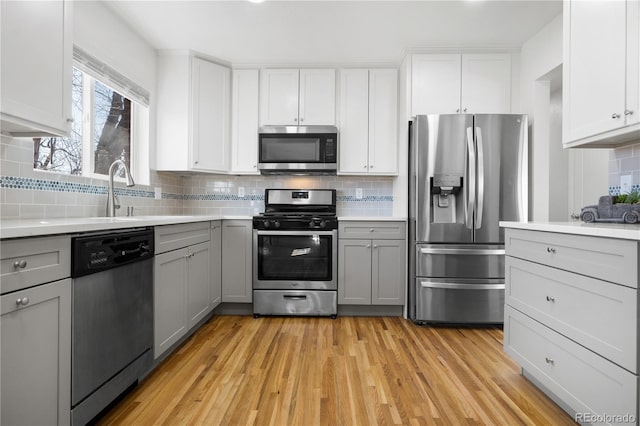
[106, 0, 562, 66]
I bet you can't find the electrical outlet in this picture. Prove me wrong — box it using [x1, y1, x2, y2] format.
[621, 175, 632, 194]
[238, 187, 245, 198]
[154, 187, 162, 200]
[355, 188, 363, 200]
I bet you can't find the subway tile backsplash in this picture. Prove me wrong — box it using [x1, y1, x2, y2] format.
[1, 136, 394, 220]
[609, 142, 640, 195]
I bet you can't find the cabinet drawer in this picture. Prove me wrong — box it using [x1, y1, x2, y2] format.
[339, 221, 405, 240]
[1, 236, 71, 294]
[154, 222, 210, 254]
[505, 229, 638, 288]
[506, 256, 637, 372]
[504, 306, 638, 421]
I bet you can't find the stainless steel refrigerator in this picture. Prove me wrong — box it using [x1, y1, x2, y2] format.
[408, 114, 528, 324]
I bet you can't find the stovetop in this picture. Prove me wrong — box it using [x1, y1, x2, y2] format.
[254, 189, 338, 230]
[252, 213, 338, 231]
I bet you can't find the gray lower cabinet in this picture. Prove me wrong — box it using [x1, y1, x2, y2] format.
[1, 278, 71, 426]
[221, 220, 252, 303]
[154, 223, 210, 359]
[210, 220, 222, 309]
[503, 227, 640, 422]
[338, 221, 406, 305]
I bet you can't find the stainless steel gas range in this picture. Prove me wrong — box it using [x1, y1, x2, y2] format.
[252, 189, 338, 318]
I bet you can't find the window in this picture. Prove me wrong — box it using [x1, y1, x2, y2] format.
[33, 47, 150, 182]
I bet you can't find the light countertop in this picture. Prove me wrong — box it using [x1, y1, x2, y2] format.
[500, 221, 640, 241]
[338, 217, 407, 222]
[0, 215, 250, 239]
[1, 215, 407, 239]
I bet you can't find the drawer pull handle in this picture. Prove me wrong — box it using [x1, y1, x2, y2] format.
[546, 296, 555, 302]
[15, 297, 30, 306]
[545, 357, 554, 365]
[13, 260, 27, 269]
[546, 247, 556, 254]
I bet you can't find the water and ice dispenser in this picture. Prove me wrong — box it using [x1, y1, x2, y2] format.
[431, 174, 462, 223]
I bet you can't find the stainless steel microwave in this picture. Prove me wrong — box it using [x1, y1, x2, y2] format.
[258, 126, 338, 175]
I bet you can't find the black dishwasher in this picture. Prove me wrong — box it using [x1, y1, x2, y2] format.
[71, 228, 154, 425]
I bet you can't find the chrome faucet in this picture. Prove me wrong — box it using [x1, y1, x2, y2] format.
[106, 159, 135, 217]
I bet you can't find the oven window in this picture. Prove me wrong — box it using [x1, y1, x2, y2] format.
[260, 138, 321, 162]
[257, 234, 332, 281]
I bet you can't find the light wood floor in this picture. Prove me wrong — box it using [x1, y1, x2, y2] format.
[98, 315, 576, 425]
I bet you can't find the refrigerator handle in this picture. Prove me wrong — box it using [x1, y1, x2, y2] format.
[465, 127, 476, 229]
[475, 126, 485, 229]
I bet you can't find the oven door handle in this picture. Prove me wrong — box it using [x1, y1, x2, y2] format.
[283, 294, 308, 300]
[255, 230, 337, 236]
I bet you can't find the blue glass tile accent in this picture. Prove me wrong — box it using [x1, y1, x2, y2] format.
[1, 175, 394, 204]
[609, 185, 640, 196]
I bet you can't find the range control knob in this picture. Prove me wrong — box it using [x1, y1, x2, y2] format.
[273, 220, 281, 229]
[319, 220, 326, 228]
[262, 220, 270, 229]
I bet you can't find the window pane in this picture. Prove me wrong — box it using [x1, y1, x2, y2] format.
[93, 80, 131, 177]
[33, 68, 83, 174]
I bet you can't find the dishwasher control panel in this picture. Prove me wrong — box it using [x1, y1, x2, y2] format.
[71, 228, 154, 278]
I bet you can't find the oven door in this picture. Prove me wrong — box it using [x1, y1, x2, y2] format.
[253, 229, 337, 290]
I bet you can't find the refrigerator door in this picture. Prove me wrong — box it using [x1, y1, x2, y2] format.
[415, 278, 505, 324]
[473, 114, 528, 243]
[413, 114, 474, 244]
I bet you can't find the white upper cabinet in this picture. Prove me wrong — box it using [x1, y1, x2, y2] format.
[411, 54, 462, 115]
[156, 53, 231, 173]
[339, 69, 398, 175]
[1, 0, 72, 136]
[260, 68, 335, 126]
[563, 0, 640, 148]
[231, 69, 259, 174]
[461, 54, 512, 114]
[411, 53, 511, 115]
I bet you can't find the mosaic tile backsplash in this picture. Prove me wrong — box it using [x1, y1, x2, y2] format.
[609, 143, 640, 196]
[1, 136, 394, 220]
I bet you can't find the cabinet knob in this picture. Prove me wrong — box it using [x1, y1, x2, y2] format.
[546, 295, 555, 302]
[294, 117, 298, 122]
[456, 108, 460, 113]
[625, 109, 634, 116]
[545, 357, 554, 365]
[194, 160, 199, 165]
[370, 228, 374, 232]
[13, 260, 27, 269]
[366, 244, 371, 248]
[370, 165, 374, 169]
[463, 108, 467, 113]
[546, 247, 556, 254]
[364, 165, 368, 169]
[253, 165, 257, 168]
[373, 244, 379, 248]
[66, 118, 74, 123]
[300, 118, 304, 122]
[612, 113, 621, 119]
[15, 297, 29, 306]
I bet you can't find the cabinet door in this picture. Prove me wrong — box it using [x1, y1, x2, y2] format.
[299, 69, 336, 125]
[210, 221, 222, 309]
[1, 278, 71, 426]
[192, 58, 230, 172]
[461, 54, 511, 114]
[338, 69, 370, 174]
[371, 240, 405, 305]
[0, 0, 72, 136]
[368, 69, 398, 174]
[627, 0, 640, 128]
[338, 239, 372, 305]
[187, 242, 210, 329]
[259, 69, 299, 125]
[564, 1, 627, 142]
[411, 54, 461, 115]
[154, 248, 188, 359]
[231, 69, 259, 174]
[221, 220, 252, 303]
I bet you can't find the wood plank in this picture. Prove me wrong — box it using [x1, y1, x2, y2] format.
[97, 316, 576, 425]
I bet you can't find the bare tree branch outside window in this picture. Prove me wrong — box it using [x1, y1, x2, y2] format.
[33, 68, 83, 174]
[94, 81, 131, 177]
